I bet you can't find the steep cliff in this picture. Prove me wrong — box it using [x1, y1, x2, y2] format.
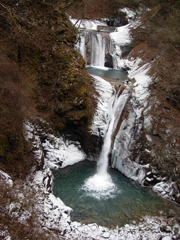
[0, 0, 94, 178]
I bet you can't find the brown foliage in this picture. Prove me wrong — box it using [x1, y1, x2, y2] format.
[0, 0, 95, 178]
[0, 48, 35, 179]
[131, 2, 180, 110]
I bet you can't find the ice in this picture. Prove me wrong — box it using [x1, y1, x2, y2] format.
[90, 74, 114, 137]
[162, 236, 172, 240]
[111, 149, 149, 184]
[110, 24, 131, 47]
[24, 120, 86, 170]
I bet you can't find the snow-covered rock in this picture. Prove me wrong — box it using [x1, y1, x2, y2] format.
[0, 170, 13, 187]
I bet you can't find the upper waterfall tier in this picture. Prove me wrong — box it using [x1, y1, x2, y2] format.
[76, 30, 115, 68]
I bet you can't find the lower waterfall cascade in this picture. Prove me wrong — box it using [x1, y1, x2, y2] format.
[81, 88, 129, 199]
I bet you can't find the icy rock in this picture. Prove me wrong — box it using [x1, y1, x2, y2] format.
[42, 134, 86, 169]
[153, 182, 178, 201]
[120, 8, 137, 21]
[90, 74, 114, 137]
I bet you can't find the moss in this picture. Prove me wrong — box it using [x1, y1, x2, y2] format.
[0, 138, 8, 156]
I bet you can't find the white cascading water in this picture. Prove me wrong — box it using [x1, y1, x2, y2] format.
[91, 33, 106, 66]
[76, 31, 109, 67]
[82, 88, 129, 199]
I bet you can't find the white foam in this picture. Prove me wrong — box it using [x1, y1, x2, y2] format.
[81, 172, 119, 200]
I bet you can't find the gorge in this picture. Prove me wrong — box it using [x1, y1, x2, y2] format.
[1, 1, 180, 239]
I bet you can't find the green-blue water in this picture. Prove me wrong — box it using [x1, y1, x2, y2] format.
[53, 160, 179, 228]
[86, 66, 128, 81]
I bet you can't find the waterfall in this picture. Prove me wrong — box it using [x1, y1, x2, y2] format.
[91, 33, 106, 66]
[82, 87, 129, 199]
[76, 31, 113, 67]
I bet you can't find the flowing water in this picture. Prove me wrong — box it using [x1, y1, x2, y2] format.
[81, 88, 128, 199]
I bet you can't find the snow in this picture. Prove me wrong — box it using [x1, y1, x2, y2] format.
[0, 230, 11, 240]
[9, 202, 31, 224]
[0, 170, 13, 187]
[110, 24, 131, 47]
[129, 62, 151, 103]
[162, 237, 172, 240]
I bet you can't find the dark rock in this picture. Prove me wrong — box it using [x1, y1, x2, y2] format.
[105, 53, 113, 68]
[121, 44, 133, 58]
[160, 225, 172, 233]
[106, 15, 128, 27]
[122, 66, 131, 72]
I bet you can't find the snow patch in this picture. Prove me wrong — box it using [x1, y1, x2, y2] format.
[0, 170, 13, 187]
[110, 24, 131, 47]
